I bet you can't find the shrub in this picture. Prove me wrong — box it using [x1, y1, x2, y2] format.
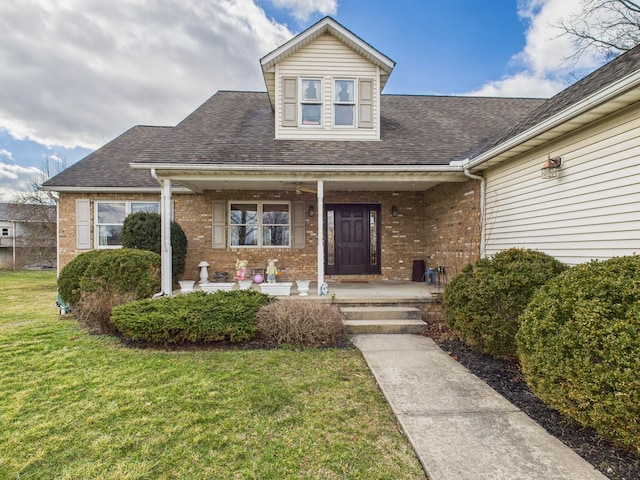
[111, 290, 274, 344]
[256, 300, 345, 346]
[443, 248, 567, 358]
[517, 256, 640, 452]
[72, 249, 161, 333]
[121, 211, 188, 277]
[74, 290, 137, 335]
[57, 249, 103, 305]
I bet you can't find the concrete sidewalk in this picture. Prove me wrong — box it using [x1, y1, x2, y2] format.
[350, 334, 607, 480]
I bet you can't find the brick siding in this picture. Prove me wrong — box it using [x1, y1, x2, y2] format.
[58, 182, 481, 282]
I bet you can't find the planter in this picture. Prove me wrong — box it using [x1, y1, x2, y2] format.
[296, 280, 311, 296]
[238, 279, 253, 290]
[200, 282, 235, 293]
[259, 282, 293, 296]
[178, 280, 195, 293]
[213, 271, 229, 282]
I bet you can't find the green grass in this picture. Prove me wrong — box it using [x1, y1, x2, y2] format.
[0, 271, 425, 479]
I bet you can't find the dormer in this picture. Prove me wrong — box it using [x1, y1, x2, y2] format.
[260, 17, 395, 141]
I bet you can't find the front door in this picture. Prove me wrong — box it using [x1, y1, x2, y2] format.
[325, 204, 381, 275]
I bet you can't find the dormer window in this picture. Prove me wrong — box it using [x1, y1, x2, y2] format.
[334, 79, 355, 126]
[301, 78, 322, 125]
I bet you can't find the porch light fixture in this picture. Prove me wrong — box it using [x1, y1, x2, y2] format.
[308, 205, 315, 217]
[541, 155, 562, 179]
[391, 205, 398, 217]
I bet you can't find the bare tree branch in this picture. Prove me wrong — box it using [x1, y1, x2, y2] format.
[556, 0, 640, 64]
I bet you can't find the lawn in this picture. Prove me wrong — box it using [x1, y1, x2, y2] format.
[0, 271, 425, 479]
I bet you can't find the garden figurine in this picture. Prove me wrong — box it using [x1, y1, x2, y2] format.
[266, 258, 278, 283]
[235, 258, 248, 280]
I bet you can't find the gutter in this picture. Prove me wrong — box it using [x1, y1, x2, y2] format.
[451, 159, 486, 258]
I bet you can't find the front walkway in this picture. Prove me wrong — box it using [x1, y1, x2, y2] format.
[351, 334, 607, 480]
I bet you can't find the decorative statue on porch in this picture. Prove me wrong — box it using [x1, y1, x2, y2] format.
[235, 259, 248, 280]
[266, 258, 278, 283]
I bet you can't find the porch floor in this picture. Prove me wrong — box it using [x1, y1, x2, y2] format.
[179, 280, 443, 304]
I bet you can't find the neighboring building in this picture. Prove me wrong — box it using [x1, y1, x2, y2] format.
[42, 17, 640, 294]
[0, 203, 56, 269]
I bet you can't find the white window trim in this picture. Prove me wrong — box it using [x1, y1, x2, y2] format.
[1, 227, 9, 236]
[229, 201, 291, 249]
[333, 78, 357, 128]
[300, 77, 323, 127]
[94, 200, 160, 249]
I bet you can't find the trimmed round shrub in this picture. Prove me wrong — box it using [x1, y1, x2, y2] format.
[121, 211, 188, 277]
[72, 249, 161, 333]
[79, 248, 161, 299]
[443, 248, 567, 358]
[57, 249, 103, 305]
[111, 290, 274, 344]
[517, 256, 640, 452]
[256, 299, 345, 346]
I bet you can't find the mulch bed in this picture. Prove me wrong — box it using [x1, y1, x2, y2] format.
[424, 322, 640, 480]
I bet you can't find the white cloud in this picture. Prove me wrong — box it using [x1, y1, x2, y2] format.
[269, 0, 337, 21]
[467, 0, 607, 98]
[0, 163, 42, 202]
[0, 149, 13, 161]
[0, 0, 293, 150]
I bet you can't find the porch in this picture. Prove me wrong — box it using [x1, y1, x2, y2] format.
[179, 280, 446, 334]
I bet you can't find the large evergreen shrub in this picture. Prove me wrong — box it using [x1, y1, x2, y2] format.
[111, 290, 274, 344]
[517, 256, 640, 453]
[57, 249, 103, 305]
[121, 211, 188, 278]
[443, 248, 567, 358]
[74, 249, 161, 333]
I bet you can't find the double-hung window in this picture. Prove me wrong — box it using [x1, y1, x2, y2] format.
[301, 78, 322, 126]
[334, 79, 355, 126]
[95, 201, 159, 247]
[230, 202, 290, 247]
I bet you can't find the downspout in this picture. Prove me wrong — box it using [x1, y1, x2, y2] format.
[316, 180, 324, 295]
[463, 166, 486, 259]
[151, 169, 173, 296]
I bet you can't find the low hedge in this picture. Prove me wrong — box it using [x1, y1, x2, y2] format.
[517, 256, 640, 453]
[443, 248, 567, 358]
[111, 290, 274, 344]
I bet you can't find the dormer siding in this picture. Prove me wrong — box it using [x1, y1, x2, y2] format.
[275, 34, 380, 141]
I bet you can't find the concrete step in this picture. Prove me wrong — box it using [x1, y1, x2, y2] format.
[343, 319, 428, 334]
[341, 306, 422, 321]
[340, 306, 427, 334]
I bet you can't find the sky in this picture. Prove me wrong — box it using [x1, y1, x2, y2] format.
[0, 0, 608, 201]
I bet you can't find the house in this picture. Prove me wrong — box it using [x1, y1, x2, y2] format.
[42, 17, 640, 295]
[0, 203, 56, 269]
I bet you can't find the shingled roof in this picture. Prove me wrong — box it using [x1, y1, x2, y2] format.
[133, 92, 544, 167]
[43, 126, 172, 189]
[474, 44, 640, 159]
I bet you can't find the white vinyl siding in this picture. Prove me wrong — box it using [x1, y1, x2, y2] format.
[484, 106, 640, 265]
[275, 34, 379, 140]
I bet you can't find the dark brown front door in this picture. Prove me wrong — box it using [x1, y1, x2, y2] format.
[325, 204, 381, 275]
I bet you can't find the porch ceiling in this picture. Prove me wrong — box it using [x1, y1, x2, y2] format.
[142, 167, 467, 193]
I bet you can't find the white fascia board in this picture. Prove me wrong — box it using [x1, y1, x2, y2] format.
[260, 17, 395, 74]
[131, 163, 462, 174]
[40, 186, 192, 194]
[468, 69, 640, 170]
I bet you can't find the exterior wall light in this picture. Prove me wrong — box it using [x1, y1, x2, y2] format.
[308, 205, 315, 217]
[541, 155, 562, 179]
[391, 205, 399, 217]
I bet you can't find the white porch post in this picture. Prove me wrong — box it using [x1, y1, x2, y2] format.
[316, 180, 324, 295]
[161, 178, 173, 295]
